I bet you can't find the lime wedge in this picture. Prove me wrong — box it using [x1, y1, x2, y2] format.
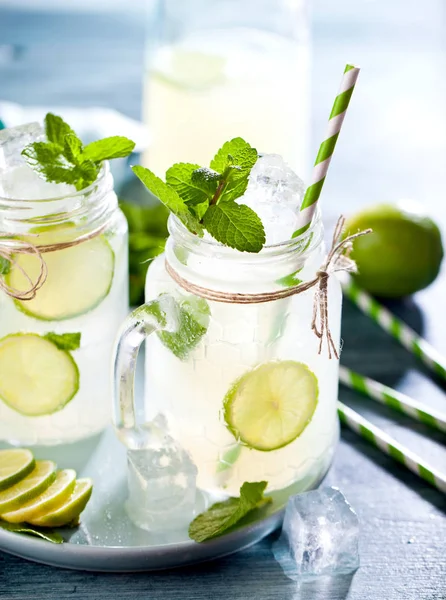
[7, 226, 115, 321]
[30, 478, 93, 527]
[0, 333, 79, 416]
[224, 361, 319, 452]
[1, 469, 76, 524]
[0, 460, 57, 513]
[0, 449, 35, 491]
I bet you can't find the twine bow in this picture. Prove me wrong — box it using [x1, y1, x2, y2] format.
[0, 234, 48, 301]
[165, 216, 372, 360]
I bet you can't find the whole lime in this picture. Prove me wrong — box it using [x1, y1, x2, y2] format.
[344, 202, 444, 297]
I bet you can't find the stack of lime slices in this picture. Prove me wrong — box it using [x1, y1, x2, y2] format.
[0, 449, 92, 528]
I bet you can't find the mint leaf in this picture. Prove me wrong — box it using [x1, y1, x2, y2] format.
[203, 201, 265, 252]
[210, 138, 258, 202]
[276, 268, 304, 287]
[45, 113, 74, 147]
[188, 200, 209, 221]
[63, 134, 83, 165]
[44, 332, 81, 352]
[132, 165, 203, 236]
[189, 481, 271, 542]
[140, 294, 209, 360]
[0, 521, 64, 544]
[22, 141, 62, 165]
[158, 296, 210, 360]
[166, 163, 215, 205]
[190, 167, 221, 196]
[83, 136, 135, 162]
[0, 256, 11, 275]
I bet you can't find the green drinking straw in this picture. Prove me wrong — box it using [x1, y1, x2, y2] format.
[339, 366, 446, 433]
[337, 401, 446, 493]
[293, 64, 361, 237]
[342, 276, 446, 381]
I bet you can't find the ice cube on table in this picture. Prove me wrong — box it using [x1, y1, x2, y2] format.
[273, 487, 359, 580]
[0, 122, 44, 170]
[125, 419, 198, 532]
[239, 154, 306, 245]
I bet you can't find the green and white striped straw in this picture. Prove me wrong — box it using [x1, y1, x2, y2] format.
[342, 276, 446, 381]
[293, 64, 360, 237]
[337, 401, 446, 493]
[339, 366, 446, 433]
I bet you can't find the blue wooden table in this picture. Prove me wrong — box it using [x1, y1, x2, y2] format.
[0, 1, 445, 598]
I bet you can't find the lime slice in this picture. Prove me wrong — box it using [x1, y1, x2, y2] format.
[0, 449, 35, 491]
[30, 478, 93, 527]
[6, 226, 115, 321]
[0, 460, 56, 513]
[224, 361, 319, 452]
[1, 469, 76, 524]
[0, 333, 79, 416]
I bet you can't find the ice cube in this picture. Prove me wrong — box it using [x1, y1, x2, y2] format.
[248, 154, 305, 205]
[0, 164, 76, 200]
[273, 487, 359, 580]
[125, 416, 198, 532]
[239, 154, 306, 244]
[0, 122, 44, 170]
[0, 122, 76, 200]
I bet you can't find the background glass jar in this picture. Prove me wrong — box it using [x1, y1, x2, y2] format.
[0, 164, 128, 446]
[143, 0, 310, 177]
[114, 212, 341, 501]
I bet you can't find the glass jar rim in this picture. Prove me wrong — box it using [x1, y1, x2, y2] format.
[0, 162, 109, 206]
[168, 206, 323, 261]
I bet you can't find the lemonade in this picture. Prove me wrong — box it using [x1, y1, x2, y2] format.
[144, 28, 310, 176]
[0, 118, 132, 445]
[113, 140, 341, 531]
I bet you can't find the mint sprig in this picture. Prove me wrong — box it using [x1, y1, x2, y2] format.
[22, 113, 135, 191]
[132, 138, 266, 252]
[188, 481, 271, 543]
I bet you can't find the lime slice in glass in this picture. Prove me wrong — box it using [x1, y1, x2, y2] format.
[6, 226, 115, 321]
[0, 333, 79, 416]
[0, 460, 57, 513]
[1, 469, 76, 524]
[30, 478, 93, 527]
[224, 361, 319, 452]
[0, 449, 35, 491]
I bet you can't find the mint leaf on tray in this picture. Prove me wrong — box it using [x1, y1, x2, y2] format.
[0, 520, 64, 544]
[189, 481, 272, 543]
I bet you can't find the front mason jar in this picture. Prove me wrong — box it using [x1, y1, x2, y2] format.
[143, 213, 341, 497]
[0, 164, 128, 445]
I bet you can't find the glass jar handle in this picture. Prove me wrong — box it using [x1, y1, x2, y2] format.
[112, 295, 178, 449]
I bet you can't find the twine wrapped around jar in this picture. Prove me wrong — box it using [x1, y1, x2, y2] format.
[0, 234, 47, 301]
[0, 224, 107, 302]
[165, 216, 372, 360]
